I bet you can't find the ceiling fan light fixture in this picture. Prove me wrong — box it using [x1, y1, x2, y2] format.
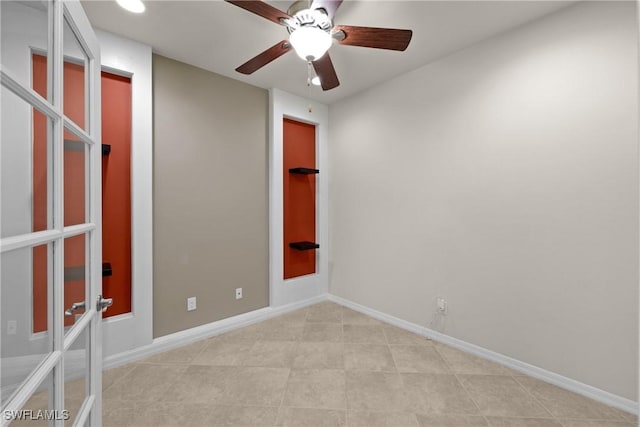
[289, 26, 332, 62]
[311, 76, 321, 86]
[116, 0, 145, 13]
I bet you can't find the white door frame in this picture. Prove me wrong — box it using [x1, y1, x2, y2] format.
[0, 0, 103, 425]
[95, 30, 153, 358]
[268, 89, 329, 307]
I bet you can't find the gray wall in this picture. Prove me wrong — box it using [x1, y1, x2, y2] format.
[153, 55, 269, 337]
[328, 1, 638, 400]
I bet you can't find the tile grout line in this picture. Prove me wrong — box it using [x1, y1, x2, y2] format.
[433, 343, 488, 424]
[101, 363, 137, 398]
[282, 306, 316, 425]
[510, 375, 634, 425]
[272, 311, 303, 427]
[339, 308, 354, 427]
[275, 366, 293, 427]
[430, 333, 591, 426]
[453, 372, 498, 427]
[511, 373, 564, 423]
[187, 337, 210, 366]
[341, 308, 350, 427]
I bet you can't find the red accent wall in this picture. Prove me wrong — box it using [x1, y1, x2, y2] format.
[101, 71, 132, 318]
[31, 56, 48, 332]
[31, 55, 132, 332]
[283, 118, 317, 279]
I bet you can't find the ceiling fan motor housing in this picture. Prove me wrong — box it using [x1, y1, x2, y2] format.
[285, 6, 332, 34]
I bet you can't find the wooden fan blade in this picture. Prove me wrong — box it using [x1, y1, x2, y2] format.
[334, 25, 412, 51]
[236, 40, 292, 74]
[310, 0, 343, 19]
[312, 53, 340, 91]
[226, 0, 290, 25]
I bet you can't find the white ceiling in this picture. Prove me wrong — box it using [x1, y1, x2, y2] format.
[81, 0, 574, 104]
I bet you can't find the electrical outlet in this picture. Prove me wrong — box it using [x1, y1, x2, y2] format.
[436, 297, 447, 315]
[235, 288, 243, 300]
[187, 297, 197, 311]
[7, 320, 17, 335]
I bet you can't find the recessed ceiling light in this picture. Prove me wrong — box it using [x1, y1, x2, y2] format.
[311, 76, 321, 86]
[116, 0, 145, 13]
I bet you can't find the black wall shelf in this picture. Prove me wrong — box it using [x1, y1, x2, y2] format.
[64, 262, 113, 282]
[289, 167, 319, 175]
[64, 138, 111, 156]
[289, 241, 320, 251]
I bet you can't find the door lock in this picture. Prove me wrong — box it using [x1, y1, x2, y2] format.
[97, 295, 113, 312]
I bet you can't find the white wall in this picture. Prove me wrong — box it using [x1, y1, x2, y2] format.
[329, 1, 638, 401]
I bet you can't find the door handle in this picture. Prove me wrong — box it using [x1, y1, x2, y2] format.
[97, 295, 113, 312]
[64, 301, 86, 317]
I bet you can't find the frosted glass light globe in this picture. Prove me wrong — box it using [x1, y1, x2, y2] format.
[289, 26, 332, 62]
[116, 0, 145, 13]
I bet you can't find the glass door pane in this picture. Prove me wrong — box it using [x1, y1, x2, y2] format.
[63, 233, 87, 335]
[0, 0, 50, 98]
[8, 370, 54, 426]
[63, 126, 89, 227]
[62, 13, 89, 132]
[0, 86, 53, 239]
[1, 243, 52, 407]
[64, 331, 89, 426]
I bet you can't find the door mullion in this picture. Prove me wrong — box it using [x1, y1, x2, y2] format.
[88, 47, 103, 427]
[46, 0, 55, 405]
[51, 1, 65, 426]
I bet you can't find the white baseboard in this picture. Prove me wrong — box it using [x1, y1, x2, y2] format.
[328, 294, 639, 416]
[104, 294, 328, 370]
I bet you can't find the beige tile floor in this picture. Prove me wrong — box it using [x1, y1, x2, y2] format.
[16, 302, 638, 426]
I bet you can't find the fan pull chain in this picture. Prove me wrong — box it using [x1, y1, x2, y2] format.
[306, 61, 313, 113]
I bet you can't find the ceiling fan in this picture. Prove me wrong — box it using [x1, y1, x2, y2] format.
[226, 0, 413, 91]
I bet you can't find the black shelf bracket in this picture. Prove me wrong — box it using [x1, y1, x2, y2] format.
[289, 167, 319, 175]
[289, 241, 320, 251]
[102, 262, 113, 277]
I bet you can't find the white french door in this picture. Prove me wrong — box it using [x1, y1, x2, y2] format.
[1, 0, 103, 425]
